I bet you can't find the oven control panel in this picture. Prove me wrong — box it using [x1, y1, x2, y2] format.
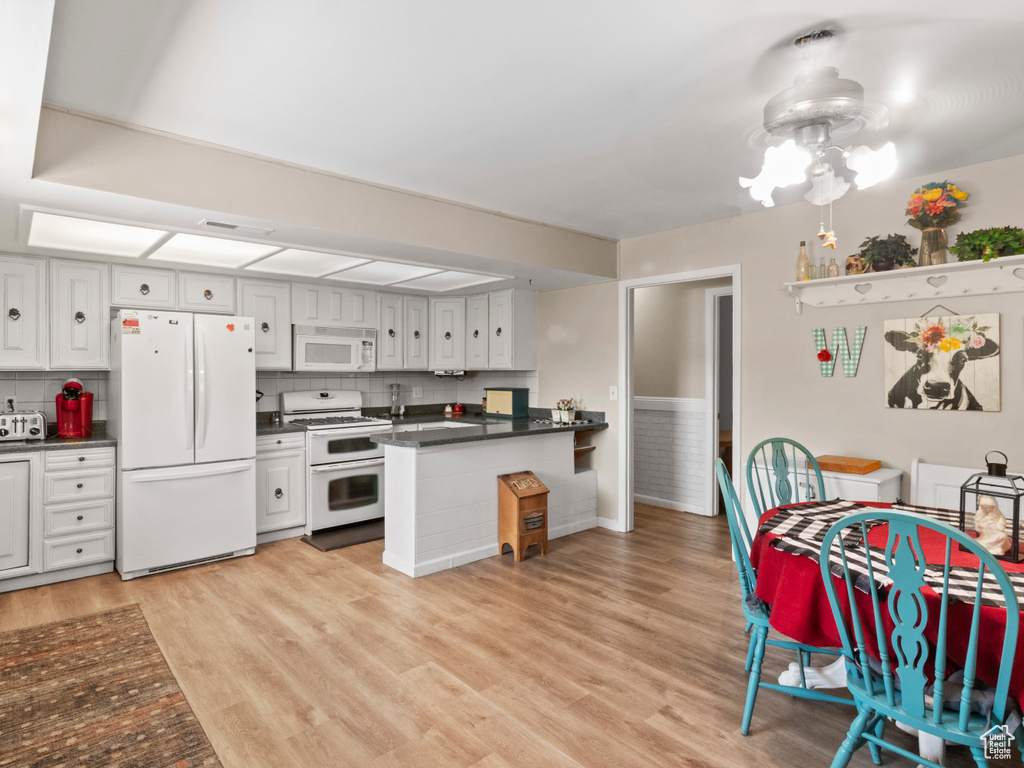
[0, 411, 46, 441]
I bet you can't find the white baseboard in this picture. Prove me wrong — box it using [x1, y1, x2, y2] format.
[256, 525, 305, 545]
[597, 516, 628, 532]
[549, 517, 599, 539]
[635, 493, 708, 516]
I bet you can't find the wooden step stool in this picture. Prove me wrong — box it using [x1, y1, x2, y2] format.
[498, 471, 549, 561]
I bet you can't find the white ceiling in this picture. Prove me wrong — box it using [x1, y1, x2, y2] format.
[4, 1, 1024, 282]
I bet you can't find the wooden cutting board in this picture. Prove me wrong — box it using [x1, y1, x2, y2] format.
[816, 455, 882, 475]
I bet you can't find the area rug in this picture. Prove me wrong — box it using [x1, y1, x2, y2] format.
[0, 604, 221, 768]
[300, 517, 385, 552]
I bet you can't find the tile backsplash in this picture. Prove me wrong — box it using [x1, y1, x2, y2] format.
[0, 369, 537, 420]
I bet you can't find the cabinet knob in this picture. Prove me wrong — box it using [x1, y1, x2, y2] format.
[275, 488, 284, 499]
[76, 548, 83, 554]
[76, 483, 84, 488]
[74, 311, 86, 323]
[7, 308, 20, 321]
[276, 439, 282, 444]
[139, 283, 150, 295]
[388, 328, 395, 337]
[473, 330, 479, 338]
[445, 332, 451, 340]
[261, 322, 270, 333]
[77, 515, 84, 521]
[495, 327, 502, 336]
[78, 456, 85, 461]
[204, 289, 214, 300]
[414, 330, 420, 339]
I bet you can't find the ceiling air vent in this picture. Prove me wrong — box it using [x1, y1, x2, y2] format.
[199, 219, 275, 237]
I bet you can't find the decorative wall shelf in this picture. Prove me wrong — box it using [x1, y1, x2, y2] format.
[784, 253, 1024, 314]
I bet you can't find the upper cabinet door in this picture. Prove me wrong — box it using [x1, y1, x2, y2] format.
[290, 285, 377, 328]
[429, 297, 465, 371]
[465, 294, 489, 370]
[487, 289, 514, 369]
[179, 272, 237, 314]
[377, 294, 403, 370]
[238, 279, 291, 370]
[0, 256, 46, 370]
[50, 260, 109, 370]
[403, 296, 429, 370]
[111, 265, 176, 309]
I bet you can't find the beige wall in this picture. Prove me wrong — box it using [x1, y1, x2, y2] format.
[634, 278, 729, 398]
[538, 281, 619, 521]
[540, 152, 1024, 519]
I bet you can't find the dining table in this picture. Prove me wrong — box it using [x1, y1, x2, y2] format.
[750, 498, 1024, 765]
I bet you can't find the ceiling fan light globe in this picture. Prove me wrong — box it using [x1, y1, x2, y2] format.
[738, 140, 810, 207]
[845, 142, 897, 189]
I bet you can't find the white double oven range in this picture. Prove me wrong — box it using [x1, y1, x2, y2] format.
[281, 390, 392, 533]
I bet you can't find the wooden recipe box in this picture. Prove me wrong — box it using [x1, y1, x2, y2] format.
[498, 471, 549, 562]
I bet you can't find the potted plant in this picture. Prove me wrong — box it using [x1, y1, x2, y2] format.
[905, 181, 969, 265]
[950, 226, 1024, 262]
[855, 234, 919, 272]
[553, 398, 576, 423]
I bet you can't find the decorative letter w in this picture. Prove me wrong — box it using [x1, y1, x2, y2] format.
[813, 327, 866, 377]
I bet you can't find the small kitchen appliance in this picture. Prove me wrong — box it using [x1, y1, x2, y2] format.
[281, 390, 392, 532]
[0, 411, 46, 441]
[56, 378, 94, 438]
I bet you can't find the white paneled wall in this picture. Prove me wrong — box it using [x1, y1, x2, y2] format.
[633, 397, 707, 515]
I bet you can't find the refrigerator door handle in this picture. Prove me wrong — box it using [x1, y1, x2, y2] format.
[185, 321, 195, 452]
[196, 326, 207, 450]
[127, 462, 252, 483]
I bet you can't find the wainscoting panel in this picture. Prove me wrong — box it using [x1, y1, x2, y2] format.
[633, 397, 706, 515]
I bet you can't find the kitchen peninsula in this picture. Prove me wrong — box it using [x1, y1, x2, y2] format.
[373, 412, 606, 577]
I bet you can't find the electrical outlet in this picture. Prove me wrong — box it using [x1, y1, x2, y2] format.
[413, 387, 423, 398]
[3, 395, 16, 412]
[609, 386, 617, 401]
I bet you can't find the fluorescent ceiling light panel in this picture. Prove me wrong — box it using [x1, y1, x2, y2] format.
[396, 271, 506, 291]
[148, 233, 280, 267]
[324, 261, 442, 285]
[244, 248, 369, 277]
[28, 212, 168, 257]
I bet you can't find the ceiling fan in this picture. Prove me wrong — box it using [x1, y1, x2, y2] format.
[739, 28, 897, 210]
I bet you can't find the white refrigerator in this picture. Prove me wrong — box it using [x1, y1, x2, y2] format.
[109, 310, 257, 580]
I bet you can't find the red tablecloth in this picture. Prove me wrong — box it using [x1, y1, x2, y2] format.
[751, 501, 1024, 703]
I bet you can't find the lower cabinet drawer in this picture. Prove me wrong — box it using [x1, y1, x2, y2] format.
[44, 530, 114, 571]
[44, 499, 114, 537]
[44, 468, 115, 504]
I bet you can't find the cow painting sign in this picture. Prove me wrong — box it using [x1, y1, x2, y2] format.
[883, 313, 1000, 411]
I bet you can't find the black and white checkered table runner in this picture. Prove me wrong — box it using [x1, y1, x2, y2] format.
[758, 500, 1024, 609]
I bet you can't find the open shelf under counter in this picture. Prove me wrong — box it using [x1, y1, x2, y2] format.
[784, 253, 1024, 314]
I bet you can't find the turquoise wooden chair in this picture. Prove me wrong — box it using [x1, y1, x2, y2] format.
[746, 437, 827, 517]
[820, 510, 1020, 768]
[715, 459, 850, 736]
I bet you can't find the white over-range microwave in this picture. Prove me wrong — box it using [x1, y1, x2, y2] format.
[292, 325, 377, 373]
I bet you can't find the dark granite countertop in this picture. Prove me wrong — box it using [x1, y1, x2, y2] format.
[371, 412, 607, 448]
[0, 429, 117, 454]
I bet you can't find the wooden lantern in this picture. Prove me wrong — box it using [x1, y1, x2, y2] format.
[498, 471, 549, 562]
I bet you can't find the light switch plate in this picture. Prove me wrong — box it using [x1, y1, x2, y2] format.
[2, 394, 15, 412]
[609, 386, 617, 401]
[413, 387, 423, 398]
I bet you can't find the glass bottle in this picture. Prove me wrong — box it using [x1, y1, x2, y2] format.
[796, 241, 810, 281]
[819, 257, 828, 279]
[827, 258, 839, 278]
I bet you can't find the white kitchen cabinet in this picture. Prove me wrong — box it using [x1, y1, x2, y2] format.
[377, 293, 403, 370]
[42, 447, 116, 573]
[50, 260, 109, 369]
[0, 256, 46, 370]
[0, 460, 29, 572]
[403, 296, 429, 370]
[239, 279, 291, 370]
[291, 284, 377, 328]
[111, 264, 176, 309]
[487, 289, 538, 370]
[255, 433, 306, 536]
[179, 272, 237, 313]
[429, 297, 466, 371]
[465, 294, 489, 370]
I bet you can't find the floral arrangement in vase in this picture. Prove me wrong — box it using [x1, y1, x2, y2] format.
[552, 398, 576, 423]
[905, 181, 969, 230]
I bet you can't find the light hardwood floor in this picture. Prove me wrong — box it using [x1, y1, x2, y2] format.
[0, 504, 1011, 767]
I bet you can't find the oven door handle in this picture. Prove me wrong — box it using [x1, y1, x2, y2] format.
[310, 458, 384, 473]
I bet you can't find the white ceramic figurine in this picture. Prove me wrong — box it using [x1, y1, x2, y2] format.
[974, 495, 1011, 556]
